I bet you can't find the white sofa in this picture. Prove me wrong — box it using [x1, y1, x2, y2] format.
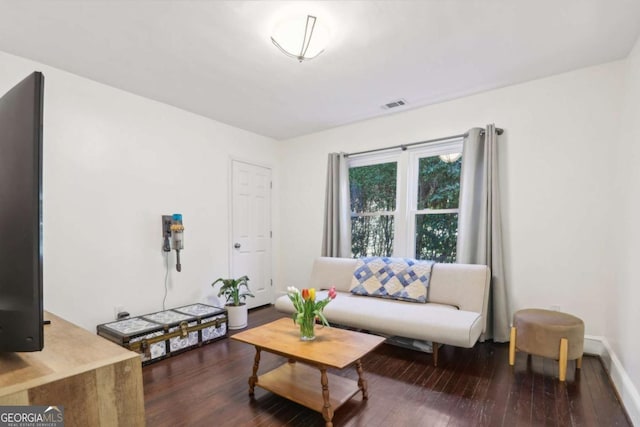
[275, 257, 491, 365]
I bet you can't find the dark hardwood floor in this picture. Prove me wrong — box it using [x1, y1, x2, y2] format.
[143, 306, 630, 426]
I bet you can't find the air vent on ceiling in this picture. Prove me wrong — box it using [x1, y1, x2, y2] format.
[382, 98, 408, 110]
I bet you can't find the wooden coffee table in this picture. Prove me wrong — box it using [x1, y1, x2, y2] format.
[231, 317, 385, 427]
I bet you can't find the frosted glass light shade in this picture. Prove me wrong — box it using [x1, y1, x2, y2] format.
[271, 15, 329, 62]
[439, 152, 462, 163]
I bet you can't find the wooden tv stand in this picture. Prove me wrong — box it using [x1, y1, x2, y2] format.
[0, 311, 145, 426]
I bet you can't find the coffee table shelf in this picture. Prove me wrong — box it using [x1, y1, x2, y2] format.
[231, 318, 385, 426]
[257, 362, 360, 412]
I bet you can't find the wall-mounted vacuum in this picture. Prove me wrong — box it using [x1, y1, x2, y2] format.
[162, 214, 184, 272]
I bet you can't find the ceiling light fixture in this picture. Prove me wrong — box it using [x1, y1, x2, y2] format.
[439, 153, 463, 163]
[271, 15, 329, 62]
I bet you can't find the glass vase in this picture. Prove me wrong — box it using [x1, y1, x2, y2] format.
[299, 314, 316, 341]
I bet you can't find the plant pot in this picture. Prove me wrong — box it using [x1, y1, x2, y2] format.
[226, 303, 248, 330]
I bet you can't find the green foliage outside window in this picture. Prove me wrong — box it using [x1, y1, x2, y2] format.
[417, 156, 461, 210]
[351, 216, 394, 258]
[349, 162, 397, 213]
[415, 213, 458, 262]
[415, 156, 461, 262]
[349, 162, 396, 257]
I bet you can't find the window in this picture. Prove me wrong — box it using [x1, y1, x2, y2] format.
[348, 139, 462, 261]
[412, 152, 461, 262]
[349, 156, 398, 257]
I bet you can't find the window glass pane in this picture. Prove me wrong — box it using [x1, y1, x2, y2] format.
[417, 155, 461, 210]
[349, 162, 397, 213]
[415, 213, 458, 263]
[351, 215, 394, 258]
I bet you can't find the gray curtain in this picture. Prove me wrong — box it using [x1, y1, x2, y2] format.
[457, 125, 509, 342]
[321, 153, 351, 257]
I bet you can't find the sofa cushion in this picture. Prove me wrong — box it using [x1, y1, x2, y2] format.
[349, 257, 434, 303]
[274, 291, 483, 348]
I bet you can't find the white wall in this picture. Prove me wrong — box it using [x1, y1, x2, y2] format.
[277, 60, 625, 339]
[3, 37, 637, 415]
[0, 51, 279, 332]
[2, 30, 637, 422]
[278, 51, 640, 420]
[609, 36, 640, 424]
[278, 51, 640, 423]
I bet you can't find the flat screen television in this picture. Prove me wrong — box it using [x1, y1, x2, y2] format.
[0, 72, 44, 352]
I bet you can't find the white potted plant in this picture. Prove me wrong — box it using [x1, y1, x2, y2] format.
[212, 275, 254, 330]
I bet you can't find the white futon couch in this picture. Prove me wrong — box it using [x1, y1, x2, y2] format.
[275, 257, 490, 365]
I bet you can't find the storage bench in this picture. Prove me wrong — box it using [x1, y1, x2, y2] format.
[97, 303, 228, 365]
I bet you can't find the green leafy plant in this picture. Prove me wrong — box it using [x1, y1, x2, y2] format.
[212, 275, 254, 306]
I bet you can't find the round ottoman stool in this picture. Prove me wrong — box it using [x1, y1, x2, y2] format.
[508, 308, 584, 381]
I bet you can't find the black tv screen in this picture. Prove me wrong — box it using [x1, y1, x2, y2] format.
[0, 72, 44, 352]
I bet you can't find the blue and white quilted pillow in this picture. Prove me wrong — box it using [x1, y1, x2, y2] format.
[349, 257, 435, 303]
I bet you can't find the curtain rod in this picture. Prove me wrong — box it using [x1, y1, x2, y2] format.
[345, 127, 504, 158]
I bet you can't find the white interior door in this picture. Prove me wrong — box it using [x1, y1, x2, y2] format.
[231, 160, 272, 309]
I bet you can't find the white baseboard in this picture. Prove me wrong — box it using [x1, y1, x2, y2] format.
[585, 335, 640, 425]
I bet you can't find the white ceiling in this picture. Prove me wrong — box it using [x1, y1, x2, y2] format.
[0, 1, 639, 140]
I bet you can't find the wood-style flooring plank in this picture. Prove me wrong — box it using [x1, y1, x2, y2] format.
[143, 306, 631, 427]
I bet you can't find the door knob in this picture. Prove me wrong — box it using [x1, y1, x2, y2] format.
[234, 243, 241, 249]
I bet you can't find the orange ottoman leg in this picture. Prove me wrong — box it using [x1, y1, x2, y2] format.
[559, 338, 568, 381]
[509, 326, 517, 366]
